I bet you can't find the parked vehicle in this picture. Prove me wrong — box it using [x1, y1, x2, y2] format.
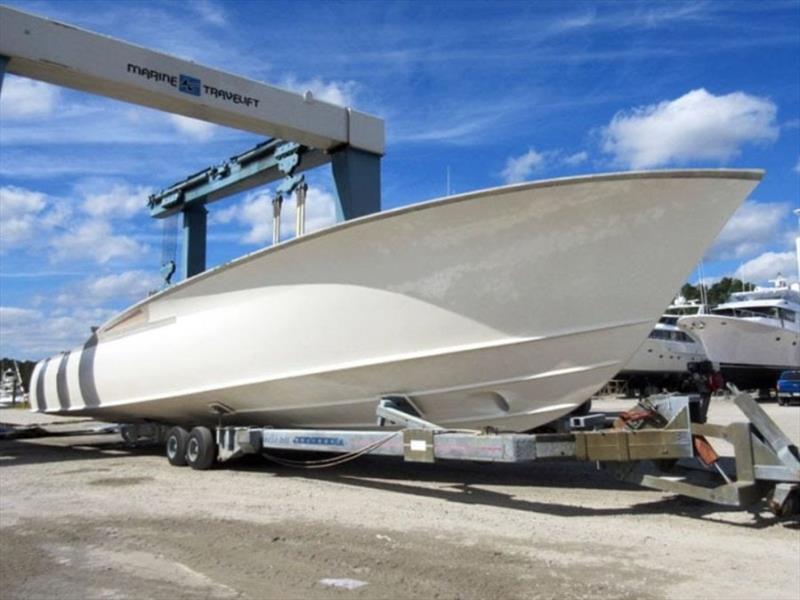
[777, 370, 800, 406]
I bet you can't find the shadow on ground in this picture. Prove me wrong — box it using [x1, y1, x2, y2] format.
[0, 435, 161, 467]
[3, 433, 797, 529]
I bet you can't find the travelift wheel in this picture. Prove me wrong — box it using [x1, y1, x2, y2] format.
[165, 426, 190, 466]
[186, 427, 217, 470]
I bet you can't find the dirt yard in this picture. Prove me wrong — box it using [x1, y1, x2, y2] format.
[1, 397, 798, 600]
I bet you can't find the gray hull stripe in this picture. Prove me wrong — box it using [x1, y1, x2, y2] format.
[78, 334, 101, 407]
[56, 351, 71, 409]
[34, 358, 50, 412]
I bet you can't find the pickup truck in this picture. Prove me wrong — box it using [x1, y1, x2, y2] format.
[777, 370, 800, 406]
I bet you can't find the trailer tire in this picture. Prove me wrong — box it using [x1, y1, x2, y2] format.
[186, 427, 217, 470]
[120, 424, 137, 445]
[166, 426, 189, 466]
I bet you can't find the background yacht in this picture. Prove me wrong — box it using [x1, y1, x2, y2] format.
[0, 362, 27, 406]
[679, 277, 800, 392]
[617, 300, 707, 394]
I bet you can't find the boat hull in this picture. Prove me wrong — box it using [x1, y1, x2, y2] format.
[617, 333, 707, 393]
[678, 315, 800, 390]
[621, 336, 706, 375]
[31, 170, 761, 431]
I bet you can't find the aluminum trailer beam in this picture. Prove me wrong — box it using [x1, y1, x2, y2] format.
[0, 5, 384, 154]
[203, 393, 799, 514]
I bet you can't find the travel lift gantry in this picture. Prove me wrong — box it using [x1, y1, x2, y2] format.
[0, 4, 384, 282]
[1, 6, 798, 517]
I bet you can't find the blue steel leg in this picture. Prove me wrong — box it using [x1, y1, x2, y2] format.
[331, 148, 381, 220]
[0, 55, 9, 95]
[182, 204, 207, 279]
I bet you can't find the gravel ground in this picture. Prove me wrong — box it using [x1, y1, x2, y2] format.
[1, 396, 798, 600]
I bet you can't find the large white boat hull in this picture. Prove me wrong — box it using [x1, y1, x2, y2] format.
[618, 339, 707, 396]
[31, 170, 761, 431]
[678, 316, 800, 390]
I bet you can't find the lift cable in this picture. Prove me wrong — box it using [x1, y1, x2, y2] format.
[160, 213, 179, 285]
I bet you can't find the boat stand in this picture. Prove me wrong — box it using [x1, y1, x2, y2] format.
[209, 392, 799, 515]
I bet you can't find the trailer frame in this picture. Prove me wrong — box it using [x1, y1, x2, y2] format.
[116, 391, 800, 516]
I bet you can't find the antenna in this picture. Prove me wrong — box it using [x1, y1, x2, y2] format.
[794, 208, 800, 285]
[697, 260, 709, 307]
[446, 166, 451, 196]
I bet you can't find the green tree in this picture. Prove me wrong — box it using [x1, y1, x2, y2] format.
[678, 278, 754, 307]
[680, 283, 701, 302]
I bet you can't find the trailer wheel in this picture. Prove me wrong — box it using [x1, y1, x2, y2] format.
[165, 426, 189, 466]
[120, 424, 137, 445]
[186, 427, 217, 470]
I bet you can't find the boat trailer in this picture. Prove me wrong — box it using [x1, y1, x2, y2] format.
[123, 390, 800, 516]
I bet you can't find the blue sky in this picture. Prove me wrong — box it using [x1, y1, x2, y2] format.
[1, 0, 799, 359]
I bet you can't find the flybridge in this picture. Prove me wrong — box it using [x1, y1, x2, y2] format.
[0, 4, 384, 281]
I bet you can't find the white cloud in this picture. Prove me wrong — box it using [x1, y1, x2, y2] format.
[563, 151, 588, 166]
[0, 92, 240, 146]
[0, 186, 69, 251]
[501, 149, 546, 184]
[281, 77, 358, 107]
[86, 270, 161, 303]
[168, 114, 219, 141]
[706, 201, 790, 261]
[0, 75, 60, 119]
[734, 251, 798, 285]
[0, 306, 42, 327]
[215, 185, 339, 245]
[78, 181, 154, 220]
[215, 192, 273, 245]
[50, 220, 146, 264]
[191, 0, 227, 26]
[0, 186, 46, 219]
[0, 304, 115, 359]
[396, 117, 499, 144]
[551, 3, 707, 34]
[499, 148, 590, 183]
[601, 89, 779, 168]
[794, 156, 800, 173]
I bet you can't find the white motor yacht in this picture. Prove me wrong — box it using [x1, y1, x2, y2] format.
[618, 301, 707, 392]
[679, 277, 800, 391]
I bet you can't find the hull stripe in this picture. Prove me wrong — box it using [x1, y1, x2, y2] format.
[34, 358, 50, 411]
[56, 351, 71, 409]
[78, 334, 101, 407]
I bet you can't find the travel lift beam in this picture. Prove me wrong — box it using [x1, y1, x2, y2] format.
[0, 4, 384, 280]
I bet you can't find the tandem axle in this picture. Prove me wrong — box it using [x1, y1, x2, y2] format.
[120, 392, 800, 516]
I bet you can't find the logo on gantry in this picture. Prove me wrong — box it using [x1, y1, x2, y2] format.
[179, 74, 201, 97]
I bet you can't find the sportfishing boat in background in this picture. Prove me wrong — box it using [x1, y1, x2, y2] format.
[679, 276, 800, 392]
[617, 301, 707, 394]
[30, 170, 761, 432]
[0, 362, 27, 407]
